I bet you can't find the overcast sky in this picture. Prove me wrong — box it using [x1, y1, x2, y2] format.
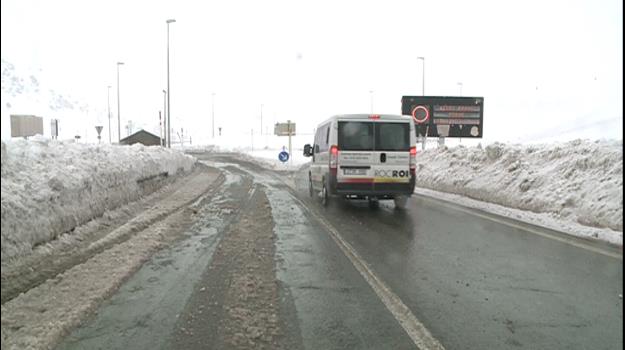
[1, 0, 622, 144]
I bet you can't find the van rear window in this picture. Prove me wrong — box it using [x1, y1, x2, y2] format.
[338, 122, 374, 151]
[375, 123, 410, 151]
[338, 121, 409, 151]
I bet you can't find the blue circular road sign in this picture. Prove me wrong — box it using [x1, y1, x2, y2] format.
[278, 151, 290, 162]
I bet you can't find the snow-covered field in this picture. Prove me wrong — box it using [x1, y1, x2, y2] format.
[1, 137, 196, 262]
[414, 139, 623, 242]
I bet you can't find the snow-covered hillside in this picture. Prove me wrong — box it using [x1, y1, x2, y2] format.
[1, 59, 92, 141]
[1, 137, 197, 262]
[415, 139, 623, 234]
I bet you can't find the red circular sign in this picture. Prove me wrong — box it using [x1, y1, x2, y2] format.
[411, 105, 430, 124]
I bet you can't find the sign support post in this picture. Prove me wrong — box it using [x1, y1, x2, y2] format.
[287, 120, 292, 166]
[275, 121, 296, 167]
[159, 111, 163, 146]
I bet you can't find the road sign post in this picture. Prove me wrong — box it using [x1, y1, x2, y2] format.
[274, 120, 296, 166]
[51, 119, 59, 139]
[287, 120, 292, 166]
[95, 125, 103, 144]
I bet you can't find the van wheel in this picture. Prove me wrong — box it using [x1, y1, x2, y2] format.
[368, 197, 379, 209]
[394, 195, 408, 209]
[308, 176, 314, 197]
[321, 182, 329, 206]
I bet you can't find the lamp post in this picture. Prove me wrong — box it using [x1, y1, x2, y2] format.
[212, 93, 216, 138]
[417, 57, 425, 96]
[458, 82, 464, 144]
[162, 89, 167, 146]
[116, 62, 124, 143]
[107, 85, 111, 143]
[166, 19, 176, 148]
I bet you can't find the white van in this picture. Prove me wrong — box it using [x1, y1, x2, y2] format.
[303, 114, 417, 208]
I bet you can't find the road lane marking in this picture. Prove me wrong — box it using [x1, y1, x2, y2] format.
[417, 194, 622, 261]
[289, 195, 445, 350]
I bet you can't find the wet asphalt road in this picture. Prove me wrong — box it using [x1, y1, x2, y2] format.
[57, 153, 623, 350]
[291, 181, 623, 349]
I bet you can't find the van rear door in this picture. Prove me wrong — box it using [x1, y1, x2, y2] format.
[336, 119, 411, 192]
[337, 121, 375, 191]
[372, 121, 411, 189]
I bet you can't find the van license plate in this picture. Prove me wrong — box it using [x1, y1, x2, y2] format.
[344, 168, 367, 175]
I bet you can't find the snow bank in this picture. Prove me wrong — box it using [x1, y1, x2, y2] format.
[415, 139, 623, 233]
[236, 148, 310, 171]
[180, 137, 311, 172]
[1, 137, 197, 262]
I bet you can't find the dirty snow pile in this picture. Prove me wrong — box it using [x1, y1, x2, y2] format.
[1, 137, 197, 262]
[415, 139, 623, 237]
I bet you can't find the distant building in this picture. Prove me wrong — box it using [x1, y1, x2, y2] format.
[119, 129, 163, 146]
[10, 114, 43, 138]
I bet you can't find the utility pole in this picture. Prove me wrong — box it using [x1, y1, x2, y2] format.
[159, 111, 163, 146]
[418, 56, 426, 150]
[116, 62, 124, 143]
[107, 85, 111, 143]
[260, 103, 263, 136]
[162, 90, 167, 146]
[212, 92, 215, 138]
[166, 19, 176, 148]
[418, 57, 425, 95]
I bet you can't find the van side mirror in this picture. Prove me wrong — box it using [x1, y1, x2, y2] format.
[303, 144, 313, 157]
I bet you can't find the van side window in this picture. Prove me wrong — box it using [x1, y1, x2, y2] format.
[318, 124, 330, 152]
[325, 126, 330, 145]
[314, 127, 322, 153]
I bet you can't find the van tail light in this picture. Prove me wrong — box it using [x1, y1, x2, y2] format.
[409, 146, 417, 176]
[330, 145, 338, 176]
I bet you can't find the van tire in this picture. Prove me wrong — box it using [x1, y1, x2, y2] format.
[308, 175, 314, 197]
[321, 181, 329, 206]
[394, 195, 408, 209]
[368, 197, 379, 209]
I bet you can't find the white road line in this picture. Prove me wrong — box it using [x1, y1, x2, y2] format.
[289, 195, 445, 350]
[418, 194, 622, 261]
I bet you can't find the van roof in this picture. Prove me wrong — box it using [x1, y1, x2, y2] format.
[318, 114, 411, 125]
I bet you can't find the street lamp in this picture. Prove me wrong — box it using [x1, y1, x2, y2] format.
[212, 93, 216, 138]
[166, 18, 176, 148]
[417, 57, 425, 96]
[116, 62, 124, 143]
[457, 82, 463, 96]
[107, 85, 111, 143]
[162, 89, 167, 146]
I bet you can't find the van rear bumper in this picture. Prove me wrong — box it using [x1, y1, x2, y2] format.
[330, 176, 416, 196]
